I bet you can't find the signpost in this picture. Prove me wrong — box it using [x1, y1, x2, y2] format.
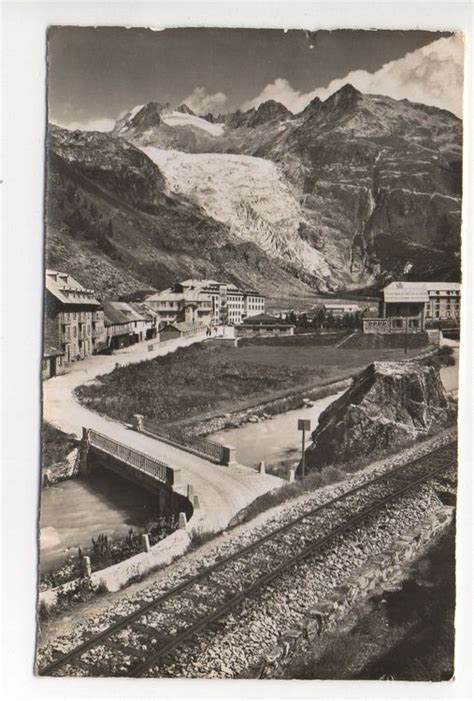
[297, 418, 311, 479]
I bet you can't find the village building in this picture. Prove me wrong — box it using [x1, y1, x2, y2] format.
[147, 279, 266, 328]
[145, 286, 213, 327]
[131, 303, 159, 340]
[159, 319, 209, 342]
[44, 270, 105, 363]
[42, 317, 65, 380]
[103, 301, 159, 349]
[323, 302, 362, 318]
[363, 281, 461, 334]
[243, 290, 266, 319]
[235, 313, 295, 338]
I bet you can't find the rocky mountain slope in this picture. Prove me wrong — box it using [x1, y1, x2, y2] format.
[45, 126, 314, 299]
[46, 85, 462, 298]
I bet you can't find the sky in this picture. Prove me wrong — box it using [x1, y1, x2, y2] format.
[47, 27, 464, 131]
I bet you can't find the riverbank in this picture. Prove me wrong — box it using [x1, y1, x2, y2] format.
[75, 338, 429, 435]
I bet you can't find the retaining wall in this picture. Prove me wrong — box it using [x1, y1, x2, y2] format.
[39, 528, 192, 609]
[249, 504, 453, 678]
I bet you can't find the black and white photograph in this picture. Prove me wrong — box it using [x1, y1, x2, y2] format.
[3, 15, 469, 686]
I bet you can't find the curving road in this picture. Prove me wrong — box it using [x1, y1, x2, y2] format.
[43, 332, 283, 533]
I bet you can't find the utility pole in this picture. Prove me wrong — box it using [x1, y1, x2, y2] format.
[297, 419, 311, 479]
[404, 316, 408, 355]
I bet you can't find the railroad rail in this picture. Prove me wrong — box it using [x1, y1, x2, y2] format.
[39, 441, 456, 678]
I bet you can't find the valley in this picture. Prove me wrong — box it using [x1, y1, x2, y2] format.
[46, 84, 462, 302]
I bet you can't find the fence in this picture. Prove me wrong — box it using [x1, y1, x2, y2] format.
[363, 316, 422, 335]
[89, 429, 173, 485]
[139, 417, 233, 466]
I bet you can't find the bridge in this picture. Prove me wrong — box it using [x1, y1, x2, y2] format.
[44, 332, 284, 533]
[79, 428, 193, 520]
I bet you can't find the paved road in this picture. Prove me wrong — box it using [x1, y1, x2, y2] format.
[43, 333, 283, 533]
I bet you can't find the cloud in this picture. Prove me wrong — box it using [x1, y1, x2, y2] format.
[60, 117, 115, 132]
[241, 78, 313, 114]
[182, 86, 228, 115]
[241, 35, 464, 117]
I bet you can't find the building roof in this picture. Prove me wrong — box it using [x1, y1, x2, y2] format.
[134, 302, 158, 320]
[127, 302, 154, 321]
[103, 301, 133, 327]
[383, 281, 461, 303]
[146, 288, 204, 303]
[239, 313, 291, 326]
[323, 303, 361, 311]
[45, 270, 101, 307]
[105, 301, 148, 322]
[244, 290, 265, 297]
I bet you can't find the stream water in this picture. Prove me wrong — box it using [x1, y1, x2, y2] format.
[39, 470, 158, 573]
[209, 391, 342, 471]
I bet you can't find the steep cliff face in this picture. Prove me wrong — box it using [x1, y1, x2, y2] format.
[46, 84, 462, 298]
[255, 86, 462, 287]
[45, 126, 315, 299]
[118, 86, 462, 290]
[305, 361, 456, 470]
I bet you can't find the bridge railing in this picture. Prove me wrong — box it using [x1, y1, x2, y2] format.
[140, 418, 232, 466]
[89, 429, 173, 485]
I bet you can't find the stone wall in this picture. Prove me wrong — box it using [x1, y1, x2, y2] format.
[39, 528, 192, 609]
[249, 504, 453, 678]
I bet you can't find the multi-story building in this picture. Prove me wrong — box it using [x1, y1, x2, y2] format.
[173, 279, 266, 326]
[42, 317, 65, 379]
[243, 291, 266, 319]
[103, 301, 158, 349]
[146, 284, 213, 327]
[422, 283, 461, 321]
[380, 282, 461, 323]
[363, 280, 461, 334]
[45, 270, 104, 362]
[103, 302, 133, 350]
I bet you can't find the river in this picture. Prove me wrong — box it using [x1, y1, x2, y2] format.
[209, 391, 343, 473]
[39, 470, 158, 573]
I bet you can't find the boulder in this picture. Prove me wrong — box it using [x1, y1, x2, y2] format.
[305, 361, 456, 470]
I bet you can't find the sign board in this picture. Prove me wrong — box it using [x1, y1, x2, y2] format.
[298, 419, 311, 431]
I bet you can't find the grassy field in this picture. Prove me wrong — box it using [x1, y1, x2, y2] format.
[76, 338, 428, 427]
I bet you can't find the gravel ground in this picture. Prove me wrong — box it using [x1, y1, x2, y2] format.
[36, 429, 456, 675]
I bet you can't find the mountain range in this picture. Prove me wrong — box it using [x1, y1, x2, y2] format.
[46, 84, 462, 300]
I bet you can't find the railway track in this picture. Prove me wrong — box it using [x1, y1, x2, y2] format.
[39, 441, 456, 677]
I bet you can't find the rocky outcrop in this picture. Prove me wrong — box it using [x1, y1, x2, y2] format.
[305, 361, 456, 470]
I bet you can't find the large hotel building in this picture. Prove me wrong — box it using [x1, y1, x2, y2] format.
[146, 279, 265, 327]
